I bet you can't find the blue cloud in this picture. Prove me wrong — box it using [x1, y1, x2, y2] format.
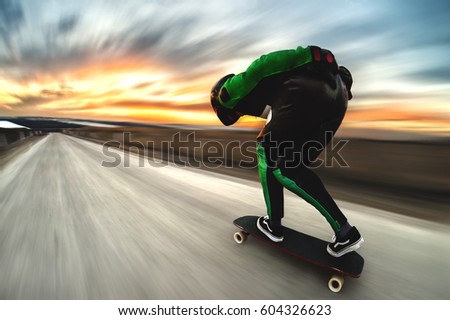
[58, 15, 79, 34]
[0, 0, 25, 60]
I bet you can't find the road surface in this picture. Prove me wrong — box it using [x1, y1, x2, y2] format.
[0, 133, 449, 299]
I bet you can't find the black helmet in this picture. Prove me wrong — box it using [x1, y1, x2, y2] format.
[210, 74, 240, 126]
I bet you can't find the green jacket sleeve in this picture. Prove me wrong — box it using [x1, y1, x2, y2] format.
[219, 46, 312, 109]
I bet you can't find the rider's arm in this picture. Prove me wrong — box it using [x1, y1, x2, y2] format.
[218, 46, 312, 110]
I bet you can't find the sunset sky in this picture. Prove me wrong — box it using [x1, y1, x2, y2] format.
[1, 0, 449, 137]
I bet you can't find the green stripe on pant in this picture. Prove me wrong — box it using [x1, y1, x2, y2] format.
[272, 168, 341, 232]
[257, 144, 272, 219]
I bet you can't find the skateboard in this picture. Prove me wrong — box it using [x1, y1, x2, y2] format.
[233, 216, 364, 293]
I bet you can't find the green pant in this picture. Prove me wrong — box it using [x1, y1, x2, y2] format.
[257, 143, 346, 233]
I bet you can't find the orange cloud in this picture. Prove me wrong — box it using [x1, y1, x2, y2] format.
[346, 107, 449, 122]
[0, 54, 220, 124]
[344, 106, 450, 136]
[2, 52, 449, 137]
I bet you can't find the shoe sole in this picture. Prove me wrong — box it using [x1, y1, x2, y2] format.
[257, 219, 284, 243]
[327, 237, 364, 258]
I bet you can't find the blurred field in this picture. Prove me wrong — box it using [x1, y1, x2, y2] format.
[64, 126, 450, 223]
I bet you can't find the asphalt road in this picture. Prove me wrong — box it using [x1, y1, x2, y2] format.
[0, 133, 449, 299]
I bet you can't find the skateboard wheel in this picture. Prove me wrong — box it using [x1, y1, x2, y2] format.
[234, 231, 248, 244]
[328, 274, 344, 293]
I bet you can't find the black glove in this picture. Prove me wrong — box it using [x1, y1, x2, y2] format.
[338, 66, 353, 100]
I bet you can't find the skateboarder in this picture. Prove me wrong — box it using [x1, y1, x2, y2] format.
[210, 45, 363, 257]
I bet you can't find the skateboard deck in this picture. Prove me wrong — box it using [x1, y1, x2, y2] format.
[233, 215, 364, 292]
